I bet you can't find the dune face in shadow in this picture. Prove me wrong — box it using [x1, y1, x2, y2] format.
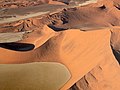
[0, 0, 120, 90]
[112, 47, 120, 63]
[0, 26, 119, 90]
[110, 29, 120, 64]
[0, 43, 35, 51]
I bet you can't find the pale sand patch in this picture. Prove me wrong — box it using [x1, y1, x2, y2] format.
[0, 62, 71, 90]
[0, 32, 25, 43]
[0, 11, 50, 24]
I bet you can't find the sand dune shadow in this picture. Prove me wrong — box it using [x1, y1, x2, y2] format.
[0, 43, 35, 51]
[111, 46, 120, 64]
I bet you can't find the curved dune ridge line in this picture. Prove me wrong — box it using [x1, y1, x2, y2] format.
[0, 26, 120, 90]
[17, 25, 56, 49]
[0, 62, 71, 90]
[0, 0, 120, 90]
[110, 26, 120, 51]
[58, 28, 120, 90]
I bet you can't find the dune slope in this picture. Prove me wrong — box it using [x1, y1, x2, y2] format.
[0, 26, 120, 90]
[0, 0, 120, 90]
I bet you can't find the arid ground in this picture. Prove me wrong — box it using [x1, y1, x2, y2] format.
[0, 0, 120, 90]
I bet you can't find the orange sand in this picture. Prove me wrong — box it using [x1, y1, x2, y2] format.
[0, 0, 120, 90]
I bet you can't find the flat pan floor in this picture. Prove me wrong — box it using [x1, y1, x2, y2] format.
[0, 62, 71, 90]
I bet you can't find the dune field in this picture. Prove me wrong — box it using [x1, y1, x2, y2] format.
[0, 0, 120, 90]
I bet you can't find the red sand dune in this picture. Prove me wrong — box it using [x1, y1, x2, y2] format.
[0, 0, 120, 90]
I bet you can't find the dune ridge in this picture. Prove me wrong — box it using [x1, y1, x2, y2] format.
[0, 0, 120, 90]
